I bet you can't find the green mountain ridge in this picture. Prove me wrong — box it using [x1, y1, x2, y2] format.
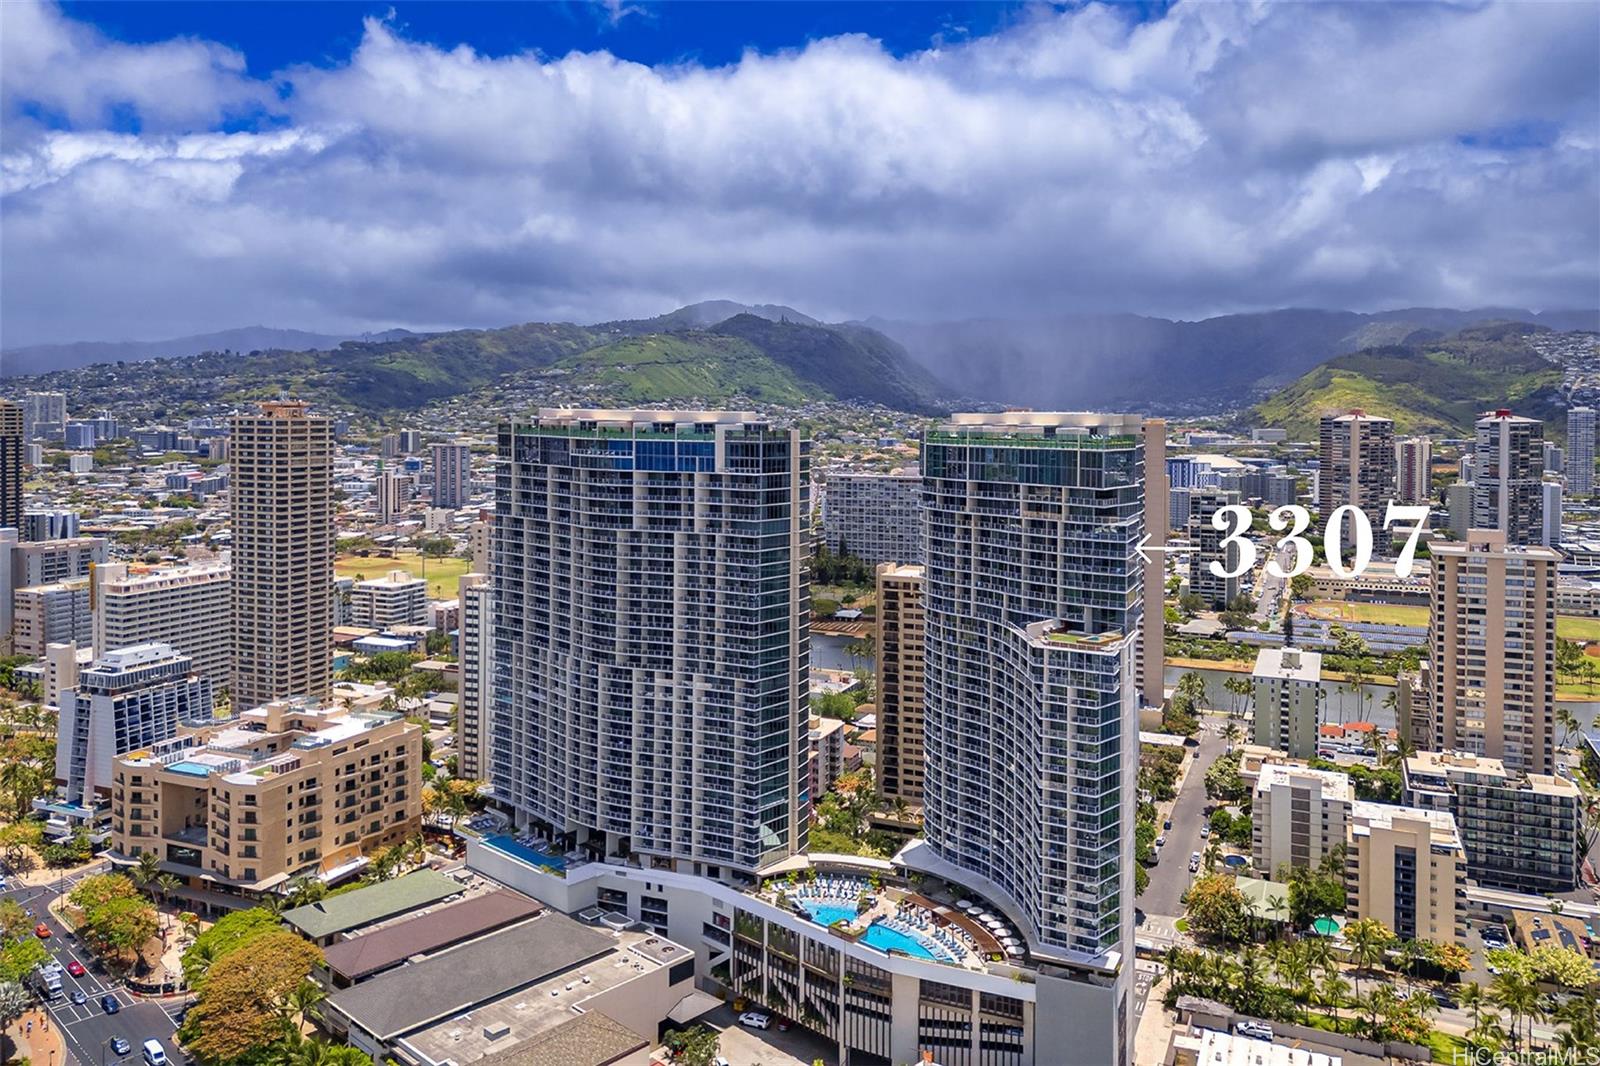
[1251, 325, 1565, 437]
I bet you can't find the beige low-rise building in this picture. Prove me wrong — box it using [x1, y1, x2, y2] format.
[349, 569, 428, 629]
[108, 697, 422, 895]
[1346, 801, 1465, 945]
[1252, 764, 1352, 880]
[1251, 647, 1322, 759]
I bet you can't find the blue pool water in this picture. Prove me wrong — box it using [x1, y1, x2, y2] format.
[166, 762, 214, 777]
[484, 834, 567, 872]
[798, 901, 940, 961]
[861, 922, 938, 960]
[803, 902, 858, 927]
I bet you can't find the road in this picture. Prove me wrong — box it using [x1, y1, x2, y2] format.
[1141, 723, 1227, 919]
[4, 864, 187, 1066]
[1252, 540, 1293, 623]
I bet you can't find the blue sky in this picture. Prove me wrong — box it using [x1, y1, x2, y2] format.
[2, 0, 1596, 347]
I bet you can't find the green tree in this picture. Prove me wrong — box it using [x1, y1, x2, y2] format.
[183, 907, 282, 990]
[0, 981, 29, 1047]
[184, 931, 322, 1064]
[662, 1024, 721, 1066]
[1342, 917, 1394, 1011]
[1186, 874, 1249, 943]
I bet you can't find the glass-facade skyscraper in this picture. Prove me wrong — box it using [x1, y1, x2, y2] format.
[917, 412, 1145, 964]
[492, 410, 811, 876]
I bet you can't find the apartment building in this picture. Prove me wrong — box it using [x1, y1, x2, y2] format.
[21, 511, 79, 542]
[231, 401, 334, 708]
[1396, 437, 1433, 506]
[55, 643, 214, 808]
[1429, 531, 1558, 775]
[1186, 487, 1242, 609]
[0, 399, 21, 531]
[1346, 801, 1465, 945]
[1318, 411, 1396, 528]
[1567, 406, 1595, 497]
[1402, 750, 1582, 894]
[22, 392, 67, 442]
[375, 465, 405, 526]
[1251, 764, 1352, 880]
[492, 410, 811, 874]
[808, 716, 848, 798]
[455, 573, 491, 781]
[1472, 410, 1545, 546]
[820, 471, 923, 565]
[6, 534, 108, 587]
[109, 697, 421, 893]
[1251, 647, 1322, 759]
[904, 410, 1142, 1064]
[13, 579, 91, 657]
[91, 559, 231, 684]
[1542, 481, 1563, 548]
[430, 440, 472, 510]
[349, 570, 428, 629]
[875, 562, 925, 806]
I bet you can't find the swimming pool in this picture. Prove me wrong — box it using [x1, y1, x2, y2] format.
[484, 834, 567, 872]
[166, 761, 215, 777]
[798, 901, 940, 961]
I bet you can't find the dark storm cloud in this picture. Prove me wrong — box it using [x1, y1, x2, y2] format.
[2, 0, 1596, 348]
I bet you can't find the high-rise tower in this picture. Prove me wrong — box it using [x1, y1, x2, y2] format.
[431, 440, 472, 510]
[1567, 406, 1595, 497]
[913, 412, 1143, 946]
[0, 400, 22, 531]
[492, 410, 810, 874]
[1396, 436, 1433, 505]
[230, 401, 333, 708]
[1471, 410, 1544, 546]
[1318, 410, 1396, 528]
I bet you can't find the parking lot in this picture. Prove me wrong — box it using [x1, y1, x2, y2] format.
[694, 1004, 836, 1066]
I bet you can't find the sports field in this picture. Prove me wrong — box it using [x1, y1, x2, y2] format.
[334, 552, 471, 600]
[1302, 600, 1600, 643]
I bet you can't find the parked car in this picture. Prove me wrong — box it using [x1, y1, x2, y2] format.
[109, 1038, 132, 1057]
[66, 959, 86, 977]
[1155, 835, 1167, 847]
[1235, 1020, 1274, 1040]
[738, 1011, 770, 1030]
[1199, 826, 1211, 838]
[102, 994, 120, 1014]
[34, 923, 51, 938]
[1163, 819, 1172, 831]
[142, 1039, 167, 1066]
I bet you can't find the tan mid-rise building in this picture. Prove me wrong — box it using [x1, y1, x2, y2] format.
[108, 698, 421, 894]
[1318, 410, 1396, 528]
[1346, 801, 1465, 945]
[875, 562, 925, 805]
[231, 401, 334, 708]
[1251, 763, 1352, 880]
[1428, 530, 1558, 776]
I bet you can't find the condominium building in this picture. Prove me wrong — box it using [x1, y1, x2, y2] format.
[8, 534, 108, 586]
[1317, 411, 1395, 528]
[1444, 481, 1474, 539]
[91, 559, 231, 684]
[1186, 488, 1242, 610]
[1396, 437, 1433, 506]
[1345, 801, 1465, 945]
[808, 716, 848, 799]
[430, 441, 472, 510]
[1140, 419, 1168, 709]
[820, 471, 922, 565]
[13, 579, 91, 657]
[1251, 647, 1322, 759]
[349, 570, 428, 629]
[1472, 410, 1545, 546]
[0, 399, 21, 531]
[55, 643, 214, 808]
[1251, 764, 1351, 880]
[375, 465, 405, 526]
[1566, 406, 1595, 496]
[231, 401, 334, 709]
[108, 697, 422, 892]
[1428, 531, 1557, 775]
[492, 410, 811, 874]
[1542, 481, 1562, 548]
[23, 392, 67, 442]
[1402, 750, 1582, 894]
[21, 510, 79, 542]
[910, 410, 1143, 1036]
[875, 562, 925, 806]
[456, 573, 491, 782]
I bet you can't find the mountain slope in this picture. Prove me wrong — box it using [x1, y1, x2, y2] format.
[872, 306, 1598, 409]
[1251, 325, 1565, 437]
[1, 326, 415, 377]
[551, 332, 812, 405]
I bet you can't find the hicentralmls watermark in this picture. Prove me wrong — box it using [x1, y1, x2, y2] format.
[1452, 1050, 1600, 1066]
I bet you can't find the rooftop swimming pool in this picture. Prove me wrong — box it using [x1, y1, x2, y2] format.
[484, 834, 567, 872]
[166, 761, 215, 777]
[797, 899, 940, 962]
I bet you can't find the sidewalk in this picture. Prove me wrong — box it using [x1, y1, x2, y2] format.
[3, 1007, 68, 1066]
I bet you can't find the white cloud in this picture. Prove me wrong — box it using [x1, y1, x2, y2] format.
[1, 0, 1596, 348]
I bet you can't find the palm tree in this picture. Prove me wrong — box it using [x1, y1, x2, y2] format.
[1343, 918, 1393, 1009]
[1317, 970, 1352, 1032]
[1491, 969, 1539, 1054]
[0, 981, 29, 1048]
[1554, 993, 1599, 1052]
[286, 979, 326, 1032]
[1457, 982, 1487, 1039]
[1273, 942, 1313, 1023]
[132, 851, 161, 895]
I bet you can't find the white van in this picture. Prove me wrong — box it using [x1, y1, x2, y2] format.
[142, 1039, 168, 1066]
